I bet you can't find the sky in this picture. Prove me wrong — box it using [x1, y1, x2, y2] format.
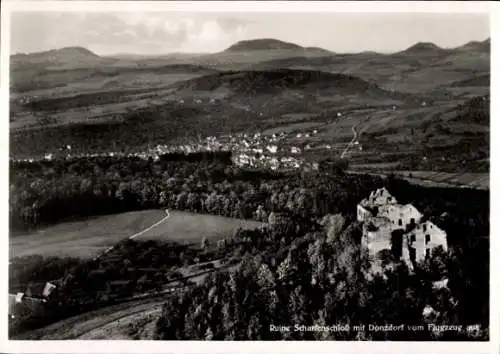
[10, 12, 490, 55]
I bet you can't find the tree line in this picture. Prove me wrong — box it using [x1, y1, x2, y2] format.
[10, 155, 381, 232]
[9, 154, 490, 340]
[10, 154, 488, 237]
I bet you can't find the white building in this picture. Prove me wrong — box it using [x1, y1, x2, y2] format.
[266, 145, 278, 154]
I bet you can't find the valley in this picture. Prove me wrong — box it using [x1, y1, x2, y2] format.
[10, 38, 490, 178]
[8, 34, 490, 341]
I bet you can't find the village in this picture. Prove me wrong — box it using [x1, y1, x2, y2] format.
[11, 127, 351, 172]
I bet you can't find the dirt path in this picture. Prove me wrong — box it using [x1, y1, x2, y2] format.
[94, 209, 170, 260]
[341, 123, 358, 158]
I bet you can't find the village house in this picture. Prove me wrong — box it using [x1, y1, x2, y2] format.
[8, 293, 46, 321]
[266, 145, 278, 154]
[24, 281, 57, 300]
[357, 188, 448, 267]
[8, 281, 56, 321]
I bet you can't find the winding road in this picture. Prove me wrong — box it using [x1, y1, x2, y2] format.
[94, 209, 170, 260]
[340, 124, 358, 159]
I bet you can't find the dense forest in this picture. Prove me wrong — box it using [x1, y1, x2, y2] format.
[155, 215, 488, 340]
[9, 154, 490, 340]
[9, 154, 379, 232]
[9, 154, 488, 235]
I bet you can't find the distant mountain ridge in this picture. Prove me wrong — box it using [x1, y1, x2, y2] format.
[12, 38, 491, 60]
[224, 38, 306, 52]
[455, 38, 490, 53]
[11, 46, 109, 71]
[398, 42, 447, 55]
[12, 46, 99, 60]
[10, 37, 489, 95]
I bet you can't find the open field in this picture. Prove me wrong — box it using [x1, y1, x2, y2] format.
[9, 210, 166, 259]
[348, 168, 489, 190]
[9, 210, 264, 259]
[262, 121, 324, 136]
[136, 210, 264, 243]
[11, 72, 203, 100]
[392, 170, 490, 190]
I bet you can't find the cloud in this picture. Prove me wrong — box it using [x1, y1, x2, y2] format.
[216, 17, 252, 32]
[12, 12, 486, 55]
[179, 19, 250, 52]
[11, 12, 252, 54]
[89, 13, 251, 53]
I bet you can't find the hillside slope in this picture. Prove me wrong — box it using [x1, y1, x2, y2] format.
[250, 43, 489, 94]
[455, 38, 490, 53]
[11, 47, 115, 70]
[11, 64, 219, 94]
[9, 39, 490, 174]
[10, 69, 411, 157]
[395, 42, 449, 56]
[358, 94, 489, 172]
[174, 69, 387, 94]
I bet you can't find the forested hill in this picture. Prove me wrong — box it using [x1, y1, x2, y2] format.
[9, 154, 489, 340]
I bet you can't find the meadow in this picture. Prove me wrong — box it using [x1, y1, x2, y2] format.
[9, 210, 264, 259]
[347, 168, 489, 190]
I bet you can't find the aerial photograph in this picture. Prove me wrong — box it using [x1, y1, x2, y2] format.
[7, 9, 490, 341]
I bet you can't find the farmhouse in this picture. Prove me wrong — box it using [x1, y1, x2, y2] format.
[24, 281, 57, 299]
[357, 188, 448, 267]
[8, 293, 47, 322]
